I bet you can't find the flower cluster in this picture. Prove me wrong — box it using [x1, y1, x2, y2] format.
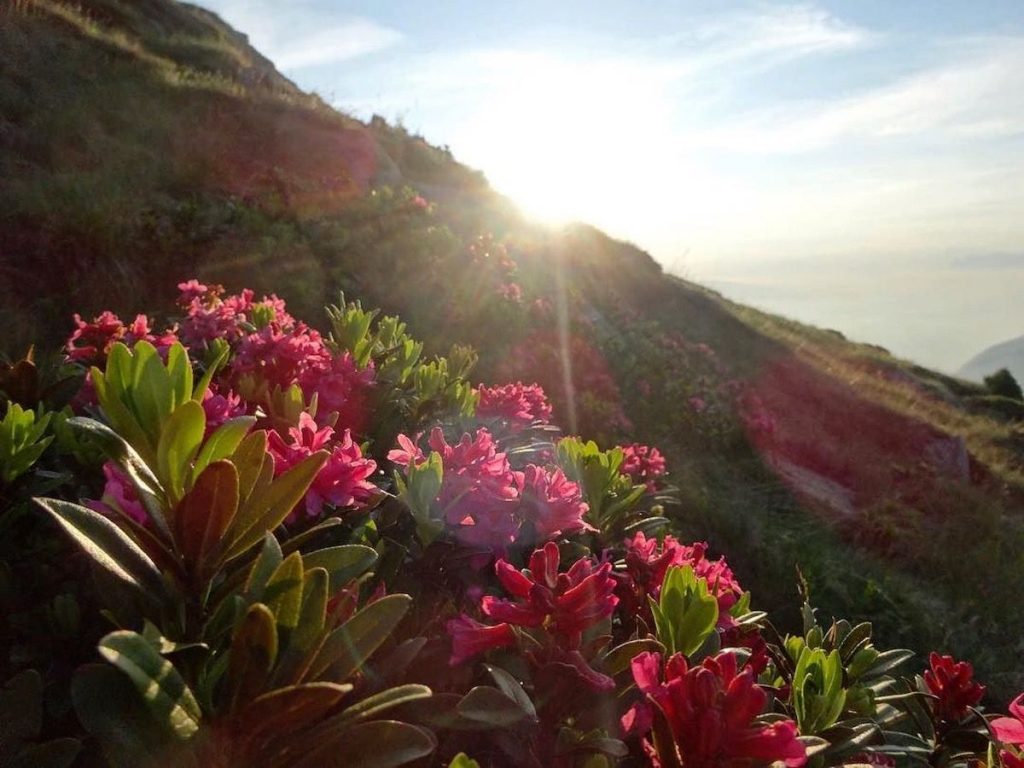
[623, 650, 806, 768]
[268, 412, 378, 521]
[476, 381, 553, 431]
[448, 542, 618, 690]
[389, 427, 590, 549]
[65, 311, 176, 367]
[619, 442, 666, 490]
[616, 532, 744, 629]
[924, 652, 985, 725]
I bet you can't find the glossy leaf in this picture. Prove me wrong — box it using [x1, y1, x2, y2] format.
[97, 631, 201, 740]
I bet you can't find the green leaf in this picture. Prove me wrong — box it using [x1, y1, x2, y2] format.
[336, 684, 432, 723]
[301, 545, 378, 592]
[192, 343, 229, 402]
[243, 533, 284, 603]
[156, 400, 206, 503]
[190, 417, 256, 487]
[232, 430, 271, 504]
[165, 343, 193, 410]
[71, 664, 171, 767]
[237, 682, 352, 736]
[600, 639, 665, 677]
[293, 720, 435, 768]
[67, 417, 172, 539]
[227, 604, 278, 710]
[35, 498, 164, 601]
[448, 754, 482, 768]
[457, 686, 535, 727]
[310, 594, 412, 680]
[97, 631, 201, 740]
[484, 665, 536, 721]
[224, 451, 328, 561]
[264, 553, 304, 630]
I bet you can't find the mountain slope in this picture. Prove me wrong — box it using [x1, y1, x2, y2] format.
[959, 335, 1024, 384]
[4, 0, 1024, 699]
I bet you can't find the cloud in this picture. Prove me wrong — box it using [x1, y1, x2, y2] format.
[196, 1, 401, 70]
[947, 252, 1024, 270]
[270, 20, 402, 69]
[696, 36, 1024, 153]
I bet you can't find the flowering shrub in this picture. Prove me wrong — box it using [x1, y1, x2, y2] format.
[1, 280, 1023, 767]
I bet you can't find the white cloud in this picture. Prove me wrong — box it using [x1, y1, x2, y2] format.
[696, 36, 1024, 153]
[197, 1, 401, 70]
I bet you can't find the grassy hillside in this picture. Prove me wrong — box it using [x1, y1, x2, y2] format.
[4, 0, 1024, 703]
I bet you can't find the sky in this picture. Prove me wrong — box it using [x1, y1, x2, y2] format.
[196, 0, 1024, 374]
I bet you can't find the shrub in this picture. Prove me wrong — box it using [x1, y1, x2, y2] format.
[2, 279, 1022, 766]
[984, 368, 1024, 401]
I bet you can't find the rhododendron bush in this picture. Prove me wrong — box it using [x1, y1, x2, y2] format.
[2, 281, 1023, 767]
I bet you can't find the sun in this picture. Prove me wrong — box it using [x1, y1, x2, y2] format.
[448, 52, 686, 229]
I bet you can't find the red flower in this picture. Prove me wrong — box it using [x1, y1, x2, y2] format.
[993, 694, 1024, 746]
[481, 542, 617, 648]
[446, 614, 516, 666]
[623, 650, 806, 768]
[618, 533, 744, 629]
[923, 652, 985, 723]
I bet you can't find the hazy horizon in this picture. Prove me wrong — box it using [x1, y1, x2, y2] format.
[197, 0, 1024, 374]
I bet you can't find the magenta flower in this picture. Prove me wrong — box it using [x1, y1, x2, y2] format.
[923, 652, 985, 724]
[89, 462, 147, 525]
[476, 381, 553, 431]
[299, 351, 375, 434]
[446, 614, 516, 666]
[268, 413, 377, 521]
[419, 427, 522, 550]
[622, 650, 806, 768]
[201, 388, 246, 436]
[620, 442, 667, 491]
[618, 533, 744, 629]
[231, 323, 330, 396]
[516, 464, 590, 540]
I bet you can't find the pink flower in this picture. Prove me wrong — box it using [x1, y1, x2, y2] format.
[176, 279, 209, 304]
[992, 694, 1024, 747]
[387, 433, 425, 467]
[516, 464, 590, 540]
[923, 652, 985, 724]
[299, 351, 375, 434]
[268, 413, 377, 521]
[482, 542, 617, 648]
[65, 312, 172, 367]
[89, 462, 147, 525]
[620, 443, 667, 491]
[427, 427, 522, 550]
[476, 382, 553, 431]
[446, 614, 516, 666]
[410, 195, 429, 210]
[688, 395, 707, 413]
[498, 282, 522, 303]
[623, 650, 806, 768]
[231, 323, 330, 396]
